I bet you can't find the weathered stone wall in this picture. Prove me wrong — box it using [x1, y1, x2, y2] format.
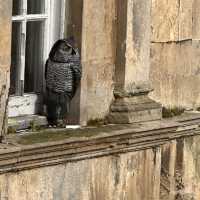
[150, 0, 200, 109]
[81, 0, 117, 121]
[179, 136, 200, 199]
[0, 0, 12, 136]
[1, 135, 200, 200]
[0, 149, 161, 200]
[159, 136, 200, 200]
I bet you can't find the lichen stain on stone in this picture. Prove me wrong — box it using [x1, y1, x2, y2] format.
[111, 155, 121, 186]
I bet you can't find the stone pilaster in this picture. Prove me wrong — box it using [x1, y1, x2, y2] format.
[108, 0, 162, 124]
[0, 0, 12, 137]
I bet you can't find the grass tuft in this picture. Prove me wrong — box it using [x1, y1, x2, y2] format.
[162, 107, 185, 118]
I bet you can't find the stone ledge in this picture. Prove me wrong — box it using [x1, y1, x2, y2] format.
[1, 113, 200, 174]
[8, 115, 48, 131]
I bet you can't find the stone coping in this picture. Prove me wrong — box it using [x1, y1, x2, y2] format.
[0, 113, 200, 174]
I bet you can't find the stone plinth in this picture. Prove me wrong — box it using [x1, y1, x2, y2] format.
[108, 88, 162, 124]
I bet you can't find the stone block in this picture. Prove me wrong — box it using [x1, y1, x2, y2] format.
[151, 0, 192, 42]
[193, 0, 200, 39]
[8, 115, 48, 132]
[150, 40, 200, 109]
[192, 40, 200, 77]
[0, 0, 12, 69]
[173, 136, 200, 199]
[107, 94, 162, 124]
[160, 141, 177, 200]
[151, 0, 179, 42]
[151, 41, 193, 77]
[178, 0, 193, 41]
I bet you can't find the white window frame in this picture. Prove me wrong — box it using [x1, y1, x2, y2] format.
[9, 0, 66, 117]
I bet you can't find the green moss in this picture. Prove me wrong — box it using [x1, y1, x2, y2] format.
[87, 118, 108, 126]
[29, 120, 42, 131]
[17, 124, 131, 145]
[162, 107, 185, 118]
[18, 129, 94, 145]
[7, 127, 17, 134]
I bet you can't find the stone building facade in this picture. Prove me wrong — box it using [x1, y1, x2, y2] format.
[0, 0, 159, 133]
[150, 0, 200, 109]
[0, 1, 200, 200]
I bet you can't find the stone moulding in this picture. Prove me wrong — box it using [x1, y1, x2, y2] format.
[113, 87, 153, 98]
[0, 113, 200, 174]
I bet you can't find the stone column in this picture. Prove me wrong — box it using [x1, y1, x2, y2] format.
[108, 0, 162, 124]
[0, 0, 12, 137]
[65, 0, 83, 125]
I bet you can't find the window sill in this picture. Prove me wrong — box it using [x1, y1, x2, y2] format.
[8, 115, 47, 132]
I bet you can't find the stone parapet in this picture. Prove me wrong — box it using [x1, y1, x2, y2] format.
[0, 113, 200, 174]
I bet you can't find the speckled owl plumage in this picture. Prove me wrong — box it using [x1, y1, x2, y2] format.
[45, 39, 82, 96]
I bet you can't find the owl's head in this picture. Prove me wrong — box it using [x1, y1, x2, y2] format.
[49, 38, 76, 62]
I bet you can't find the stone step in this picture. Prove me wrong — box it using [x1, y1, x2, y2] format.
[8, 115, 48, 132]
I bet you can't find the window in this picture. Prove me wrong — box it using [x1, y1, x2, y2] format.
[9, 0, 66, 117]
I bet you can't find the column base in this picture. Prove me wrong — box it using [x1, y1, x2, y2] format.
[107, 92, 162, 124]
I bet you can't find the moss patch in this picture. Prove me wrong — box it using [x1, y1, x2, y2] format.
[15, 124, 132, 145]
[7, 127, 17, 134]
[87, 118, 108, 126]
[162, 107, 185, 118]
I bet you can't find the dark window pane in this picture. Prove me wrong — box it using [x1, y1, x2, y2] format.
[12, 0, 22, 15]
[10, 22, 22, 95]
[24, 21, 44, 93]
[27, 0, 45, 14]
